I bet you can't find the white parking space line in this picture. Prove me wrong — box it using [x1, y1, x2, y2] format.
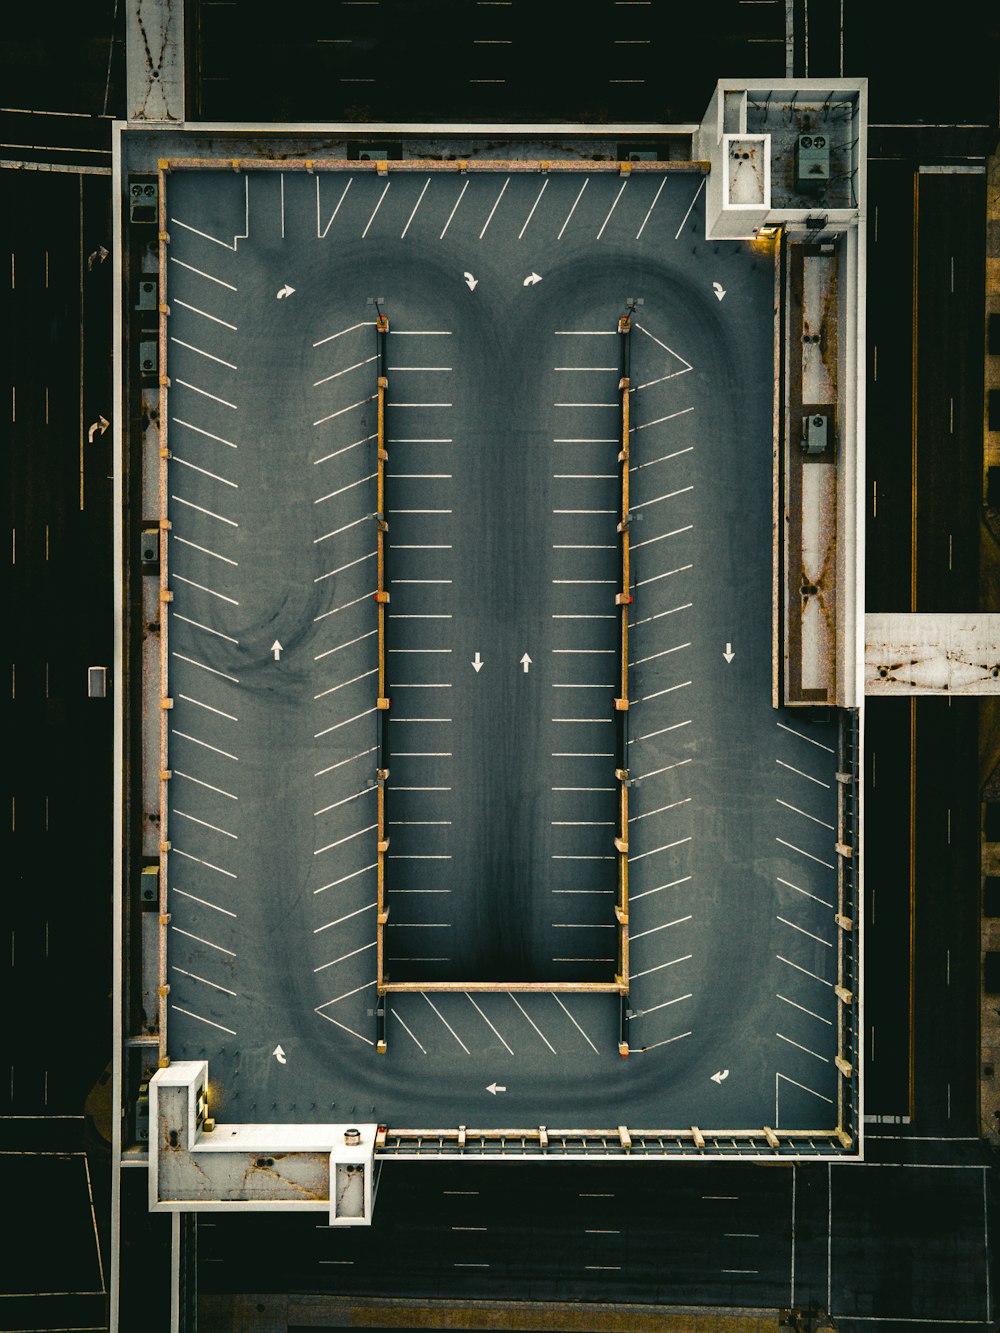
[173, 298, 237, 331]
[635, 176, 667, 239]
[171, 925, 235, 956]
[317, 177, 353, 239]
[361, 180, 391, 237]
[777, 1032, 829, 1064]
[631, 643, 691, 666]
[170, 213, 242, 251]
[776, 759, 830, 788]
[172, 966, 236, 997]
[314, 862, 376, 894]
[637, 1031, 692, 1053]
[314, 398, 376, 429]
[314, 515, 371, 544]
[553, 995, 599, 1053]
[631, 953, 692, 980]
[631, 485, 694, 511]
[401, 177, 431, 238]
[631, 913, 692, 940]
[391, 1007, 427, 1052]
[172, 808, 238, 840]
[631, 524, 693, 551]
[596, 179, 628, 238]
[479, 176, 510, 238]
[777, 798, 835, 831]
[557, 178, 589, 239]
[169, 256, 237, 291]
[630, 603, 692, 629]
[633, 992, 693, 1019]
[173, 534, 238, 566]
[174, 380, 237, 410]
[634, 758, 692, 782]
[551, 648, 615, 654]
[638, 681, 692, 703]
[172, 573, 239, 604]
[313, 320, 376, 349]
[518, 178, 549, 238]
[674, 176, 706, 239]
[313, 786, 376, 816]
[172, 847, 237, 879]
[177, 694, 237, 722]
[170, 729, 238, 761]
[172, 612, 239, 645]
[509, 994, 556, 1053]
[630, 875, 693, 902]
[314, 629, 378, 662]
[778, 916, 833, 948]
[777, 955, 833, 987]
[313, 355, 379, 387]
[314, 748, 378, 778]
[778, 994, 833, 1026]
[170, 337, 237, 371]
[315, 473, 377, 504]
[629, 719, 692, 744]
[172, 887, 237, 917]
[464, 994, 514, 1054]
[630, 798, 691, 822]
[631, 447, 694, 476]
[173, 769, 238, 801]
[440, 179, 470, 238]
[171, 1005, 236, 1036]
[777, 721, 836, 753]
[314, 823, 378, 855]
[171, 418, 237, 448]
[314, 701, 378, 732]
[776, 837, 835, 870]
[314, 433, 379, 465]
[314, 591, 376, 623]
[315, 1007, 376, 1046]
[423, 994, 470, 1053]
[170, 495, 239, 527]
[314, 902, 376, 934]
[315, 550, 377, 583]
[313, 941, 377, 972]
[777, 876, 834, 910]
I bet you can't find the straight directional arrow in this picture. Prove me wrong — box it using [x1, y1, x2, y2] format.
[520, 652, 532, 673]
[723, 642, 735, 663]
[271, 640, 283, 662]
[486, 1082, 507, 1095]
[472, 651, 484, 673]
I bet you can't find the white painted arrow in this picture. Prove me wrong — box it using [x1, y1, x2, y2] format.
[713, 281, 726, 301]
[523, 272, 543, 287]
[486, 1081, 507, 1095]
[710, 1069, 729, 1083]
[463, 271, 479, 291]
[520, 652, 532, 673]
[276, 284, 296, 300]
[87, 245, 109, 270]
[271, 640, 283, 661]
[87, 415, 110, 443]
[723, 642, 735, 663]
[273, 1045, 287, 1065]
[472, 651, 484, 673]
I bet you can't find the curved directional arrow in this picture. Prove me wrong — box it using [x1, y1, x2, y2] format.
[276, 284, 296, 300]
[463, 271, 479, 291]
[712, 281, 726, 302]
[710, 1068, 729, 1084]
[273, 1045, 287, 1065]
[87, 415, 110, 443]
[522, 272, 543, 287]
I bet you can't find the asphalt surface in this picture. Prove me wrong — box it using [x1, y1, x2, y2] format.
[195, 1151, 996, 1328]
[158, 166, 846, 1136]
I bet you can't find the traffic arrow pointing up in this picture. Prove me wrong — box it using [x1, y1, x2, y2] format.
[520, 653, 532, 673]
[723, 642, 735, 663]
[271, 640, 283, 661]
[472, 652, 484, 673]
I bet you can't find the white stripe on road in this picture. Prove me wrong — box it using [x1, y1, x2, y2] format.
[557, 178, 589, 240]
[171, 924, 235, 956]
[315, 629, 378, 661]
[479, 176, 510, 238]
[518, 178, 549, 238]
[776, 837, 835, 870]
[314, 433, 378, 465]
[635, 176, 667, 239]
[314, 862, 377, 894]
[361, 181, 391, 238]
[172, 887, 237, 916]
[423, 993, 470, 1053]
[177, 694, 237, 722]
[465, 993, 514, 1054]
[314, 707, 377, 737]
[171, 418, 237, 448]
[173, 534, 238, 566]
[173, 298, 237, 331]
[314, 550, 377, 583]
[777, 721, 836, 753]
[172, 572, 239, 604]
[439, 178, 469, 238]
[313, 355, 379, 386]
[171, 651, 239, 684]
[171, 1005, 236, 1036]
[170, 729, 238, 761]
[171, 847, 237, 879]
[630, 913, 692, 940]
[174, 379, 237, 410]
[314, 748, 378, 778]
[170, 495, 238, 527]
[314, 823, 378, 855]
[172, 808, 237, 839]
[169, 256, 237, 290]
[401, 177, 431, 238]
[172, 612, 239, 644]
[596, 178, 628, 238]
[173, 769, 237, 800]
[170, 337, 237, 370]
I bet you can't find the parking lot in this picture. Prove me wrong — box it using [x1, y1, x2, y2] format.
[161, 165, 845, 1134]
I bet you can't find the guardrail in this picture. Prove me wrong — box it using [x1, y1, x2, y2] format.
[156, 157, 712, 176]
[375, 316, 390, 1048]
[157, 166, 171, 1070]
[834, 707, 862, 1149]
[614, 314, 632, 1018]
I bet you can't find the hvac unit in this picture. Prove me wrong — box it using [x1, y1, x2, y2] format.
[141, 528, 160, 569]
[802, 413, 829, 455]
[139, 335, 157, 376]
[795, 133, 830, 188]
[129, 179, 158, 224]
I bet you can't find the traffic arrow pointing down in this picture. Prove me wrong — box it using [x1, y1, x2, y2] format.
[723, 642, 735, 663]
[472, 652, 484, 673]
